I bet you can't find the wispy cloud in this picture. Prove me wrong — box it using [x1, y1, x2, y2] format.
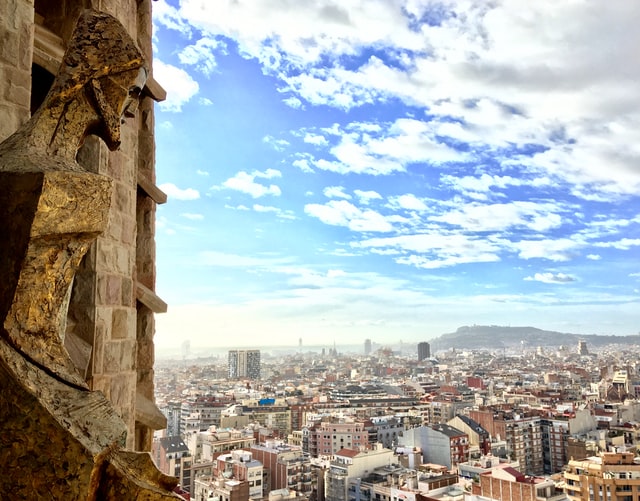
[178, 37, 226, 76]
[159, 183, 200, 201]
[263, 136, 290, 151]
[525, 272, 577, 284]
[305, 200, 393, 233]
[181, 213, 204, 221]
[153, 60, 199, 112]
[323, 186, 351, 200]
[220, 169, 282, 198]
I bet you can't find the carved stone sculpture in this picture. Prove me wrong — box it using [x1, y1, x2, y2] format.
[0, 10, 181, 499]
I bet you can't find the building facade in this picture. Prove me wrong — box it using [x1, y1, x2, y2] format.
[250, 441, 313, 495]
[228, 349, 261, 379]
[564, 452, 640, 501]
[418, 341, 431, 361]
[399, 424, 469, 469]
[152, 436, 193, 495]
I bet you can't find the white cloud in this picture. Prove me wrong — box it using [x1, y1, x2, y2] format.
[199, 97, 213, 106]
[178, 38, 225, 76]
[354, 232, 503, 269]
[304, 133, 329, 146]
[263, 136, 290, 151]
[253, 204, 279, 213]
[305, 200, 393, 233]
[354, 190, 382, 204]
[159, 182, 200, 200]
[388, 194, 428, 212]
[221, 169, 282, 198]
[151, 0, 192, 37]
[283, 96, 303, 109]
[525, 272, 577, 284]
[431, 201, 566, 233]
[323, 186, 351, 200]
[594, 238, 640, 250]
[159, 0, 640, 193]
[514, 238, 582, 262]
[154, 60, 199, 112]
[292, 157, 313, 173]
[196, 169, 209, 176]
[181, 213, 204, 220]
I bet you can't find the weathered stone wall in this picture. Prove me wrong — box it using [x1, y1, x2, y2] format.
[0, 0, 33, 141]
[1, 0, 166, 451]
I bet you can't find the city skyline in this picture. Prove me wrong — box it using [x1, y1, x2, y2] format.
[151, 1, 640, 350]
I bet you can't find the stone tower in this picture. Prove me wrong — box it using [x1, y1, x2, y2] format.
[0, 0, 168, 452]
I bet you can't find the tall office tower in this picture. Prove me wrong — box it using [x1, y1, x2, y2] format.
[228, 350, 261, 380]
[418, 341, 431, 361]
[364, 338, 372, 355]
[577, 340, 588, 355]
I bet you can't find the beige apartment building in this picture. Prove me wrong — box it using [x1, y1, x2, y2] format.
[564, 452, 640, 501]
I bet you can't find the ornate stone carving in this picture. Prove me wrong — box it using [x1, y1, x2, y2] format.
[0, 10, 181, 499]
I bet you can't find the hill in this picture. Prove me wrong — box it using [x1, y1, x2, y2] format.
[430, 325, 640, 352]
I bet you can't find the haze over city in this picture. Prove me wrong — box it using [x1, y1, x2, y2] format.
[150, 1, 640, 350]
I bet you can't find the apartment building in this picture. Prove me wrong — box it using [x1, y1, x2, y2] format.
[400, 423, 470, 469]
[152, 435, 193, 495]
[180, 395, 233, 434]
[470, 407, 544, 475]
[564, 452, 640, 501]
[325, 445, 396, 501]
[448, 414, 491, 456]
[228, 349, 261, 380]
[250, 441, 313, 495]
[215, 450, 264, 499]
[184, 427, 255, 462]
[315, 419, 370, 456]
[474, 464, 565, 501]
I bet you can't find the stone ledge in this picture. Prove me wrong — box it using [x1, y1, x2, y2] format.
[136, 392, 167, 431]
[34, 23, 64, 75]
[136, 282, 167, 313]
[138, 172, 167, 204]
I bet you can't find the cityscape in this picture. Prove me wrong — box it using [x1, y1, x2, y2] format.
[1, 0, 639, 500]
[152, 336, 640, 501]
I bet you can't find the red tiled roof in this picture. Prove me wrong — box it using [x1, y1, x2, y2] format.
[335, 448, 360, 458]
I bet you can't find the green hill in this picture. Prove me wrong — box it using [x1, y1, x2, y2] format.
[430, 325, 640, 352]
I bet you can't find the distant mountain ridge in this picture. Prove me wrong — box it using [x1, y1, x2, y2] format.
[430, 325, 640, 352]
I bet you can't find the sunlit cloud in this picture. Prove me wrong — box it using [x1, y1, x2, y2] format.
[525, 272, 577, 284]
[219, 169, 282, 198]
[159, 183, 200, 201]
[153, 60, 199, 112]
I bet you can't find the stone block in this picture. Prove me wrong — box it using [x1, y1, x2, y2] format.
[121, 276, 133, 306]
[0, 28, 20, 66]
[109, 372, 135, 412]
[0, 102, 27, 142]
[105, 274, 122, 305]
[120, 339, 136, 371]
[18, 19, 32, 71]
[7, 81, 30, 110]
[111, 308, 133, 340]
[114, 181, 133, 213]
[115, 245, 133, 275]
[107, 149, 124, 181]
[105, 212, 122, 241]
[121, 215, 136, 245]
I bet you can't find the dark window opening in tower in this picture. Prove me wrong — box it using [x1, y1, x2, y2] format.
[30, 63, 55, 116]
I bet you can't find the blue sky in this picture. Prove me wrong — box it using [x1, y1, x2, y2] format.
[150, 0, 640, 351]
